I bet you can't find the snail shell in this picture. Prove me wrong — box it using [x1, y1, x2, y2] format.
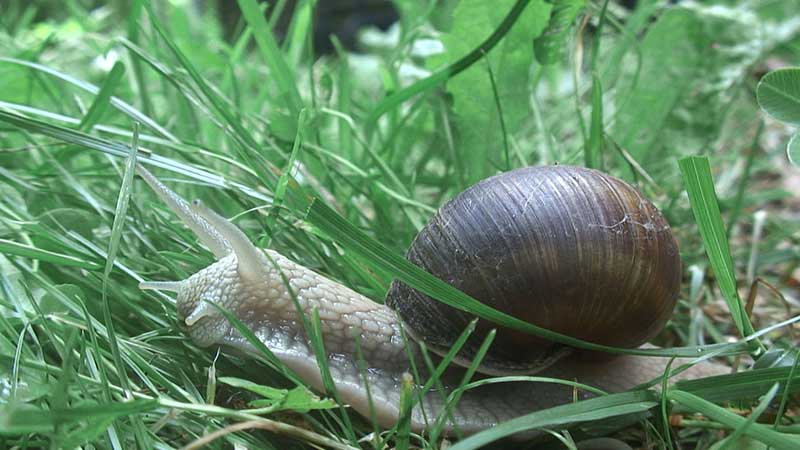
[388, 166, 681, 371]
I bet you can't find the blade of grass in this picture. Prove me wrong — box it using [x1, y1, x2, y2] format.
[308, 308, 358, 444]
[126, 0, 151, 117]
[584, 0, 609, 169]
[101, 124, 149, 448]
[431, 329, 497, 442]
[0, 239, 101, 270]
[141, 1, 261, 153]
[670, 390, 798, 449]
[395, 373, 414, 450]
[726, 122, 763, 238]
[284, 0, 314, 67]
[0, 399, 159, 435]
[236, 0, 303, 117]
[485, 58, 510, 171]
[267, 109, 307, 243]
[0, 110, 272, 203]
[676, 366, 800, 403]
[0, 57, 177, 142]
[378, 320, 478, 447]
[773, 357, 800, 434]
[331, 38, 355, 161]
[78, 61, 125, 131]
[718, 383, 779, 450]
[678, 156, 757, 341]
[449, 390, 660, 450]
[585, 72, 604, 169]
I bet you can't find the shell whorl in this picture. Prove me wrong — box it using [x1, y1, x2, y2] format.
[387, 166, 682, 371]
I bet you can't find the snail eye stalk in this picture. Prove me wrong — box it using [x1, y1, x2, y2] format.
[139, 280, 185, 292]
[189, 199, 266, 283]
[136, 164, 232, 258]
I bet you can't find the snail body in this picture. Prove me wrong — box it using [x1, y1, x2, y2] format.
[138, 165, 724, 434]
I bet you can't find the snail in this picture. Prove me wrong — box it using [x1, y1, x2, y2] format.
[137, 164, 726, 435]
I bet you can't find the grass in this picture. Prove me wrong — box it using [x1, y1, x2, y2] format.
[1, 0, 799, 449]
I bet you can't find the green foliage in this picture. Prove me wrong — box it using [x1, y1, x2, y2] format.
[611, 2, 786, 168]
[434, 0, 551, 183]
[757, 67, 800, 167]
[219, 377, 337, 412]
[0, 0, 799, 449]
[679, 156, 755, 339]
[533, 0, 585, 66]
[757, 68, 800, 125]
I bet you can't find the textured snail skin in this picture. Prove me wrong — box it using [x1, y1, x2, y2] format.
[137, 166, 727, 435]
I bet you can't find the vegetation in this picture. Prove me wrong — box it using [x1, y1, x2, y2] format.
[1, 0, 799, 449]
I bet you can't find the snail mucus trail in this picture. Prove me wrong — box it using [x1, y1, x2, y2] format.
[138, 164, 726, 435]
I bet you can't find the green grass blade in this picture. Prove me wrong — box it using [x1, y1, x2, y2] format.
[0, 239, 100, 270]
[308, 308, 358, 444]
[285, 0, 313, 66]
[678, 156, 756, 339]
[718, 383, 779, 449]
[676, 366, 800, 403]
[78, 61, 125, 131]
[0, 110, 271, 202]
[449, 391, 660, 450]
[585, 72, 604, 169]
[98, 125, 140, 445]
[236, 0, 303, 117]
[0, 399, 158, 435]
[104, 125, 139, 279]
[670, 390, 798, 449]
[141, 1, 261, 152]
[0, 57, 177, 142]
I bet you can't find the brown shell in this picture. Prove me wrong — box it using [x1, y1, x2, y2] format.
[386, 165, 681, 371]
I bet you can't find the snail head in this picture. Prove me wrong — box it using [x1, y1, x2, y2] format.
[136, 165, 267, 345]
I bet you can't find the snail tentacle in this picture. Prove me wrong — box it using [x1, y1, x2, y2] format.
[136, 165, 231, 258]
[139, 280, 184, 292]
[189, 199, 266, 282]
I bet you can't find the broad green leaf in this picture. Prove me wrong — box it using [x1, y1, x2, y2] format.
[436, 0, 551, 183]
[679, 156, 755, 338]
[757, 68, 800, 125]
[366, 0, 535, 129]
